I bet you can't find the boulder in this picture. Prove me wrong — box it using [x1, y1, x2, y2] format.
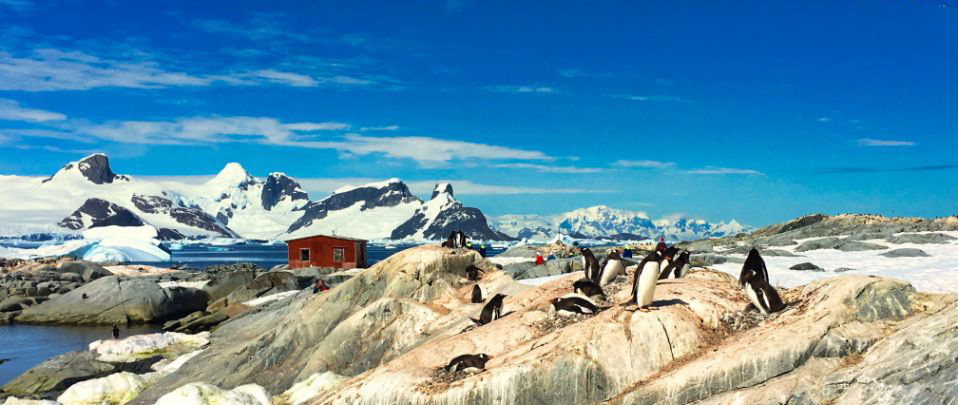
[58, 261, 111, 282]
[56, 371, 160, 405]
[17, 276, 208, 325]
[0, 296, 31, 312]
[503, 259, 573, 280]
[790, 262, 824, 271]
[836, 240, 888, 252]
[202, 270, 256, 302]
[795, 237, 843, 252]
[884, 232, 957, 245]
[223, 271, 301, 305]
[1, 351, 115, 397]
[154, 383, 271, 405]
[880, 248, 930, 258]
[691, 253, 728, 266]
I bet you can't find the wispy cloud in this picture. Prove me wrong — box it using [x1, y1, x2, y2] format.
[557, 68, 623, 79]
[360, 125, 400, 131]
[194, 13, 314, 43]
[485, 85, 563, 95]
[857, 138, 916, 147]
[617, 94, 689, 103]
[683, 167, 764, 175]
[0, 98, 65, 122]
[817, 164, 958, 174]
[0, 0, 31, 13]
[612, 159, 676, 169]
[490, 163, 606, 174]
[817, 117, 832, 123]
[11, 115, 551, 167]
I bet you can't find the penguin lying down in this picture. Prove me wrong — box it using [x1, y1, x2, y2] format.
[741, 269, 786, 315]
[444, 353, 490, 373]
[550, 293, 606, 317]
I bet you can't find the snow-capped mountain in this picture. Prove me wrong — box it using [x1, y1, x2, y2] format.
[0, 153, 508, 242]
[285, 178, 423, 240]
[492, 205, 749, 242]
[390, 183, 511, 241]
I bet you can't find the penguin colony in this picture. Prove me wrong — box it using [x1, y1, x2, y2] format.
[439, 232, 787, 377]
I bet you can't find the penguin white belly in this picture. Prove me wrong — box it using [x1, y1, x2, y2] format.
[745, 285, 769, 315]
[599, 260, 624, 286]
[676, 263, 689, 278]
[637, 261, 660, 306]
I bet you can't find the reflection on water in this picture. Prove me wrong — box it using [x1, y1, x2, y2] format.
[0, 323, 162, 386]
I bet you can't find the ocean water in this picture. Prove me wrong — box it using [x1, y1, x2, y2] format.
[0, 323, 162, 387]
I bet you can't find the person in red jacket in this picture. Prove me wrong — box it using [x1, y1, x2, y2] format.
[313, 279, 330, 293]
[534, 253, 545, 266]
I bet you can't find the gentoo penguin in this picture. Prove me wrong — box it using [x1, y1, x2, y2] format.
[597, 251, 625, 287]
[456, 231, 467, 248]
[660, 246, 678, 273]
[445, 231, 458, 248]
[659, 251, 691, 279]
[630, 250, 664, 311]
[740, 248, 770, 287]
[465, 265, 482, 281]
[550, 294, 600, 316]
[444, 353, 490, 373]
[572, 278, 605, 300]
[471, 293, 505, 325]
[111, 323, 120, 340]
[580, 248, 601, 282]
[741, 269, 786, 314]
[471, 284, 483, 303]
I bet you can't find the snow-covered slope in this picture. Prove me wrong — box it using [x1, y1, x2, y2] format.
[284, 178, 422, 240]
[390, 183, 511, 241]
[492, 205, 749, 242]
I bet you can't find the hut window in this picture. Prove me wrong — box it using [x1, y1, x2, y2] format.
[333, 247, 344, 263]
[300, 248, 310, 261]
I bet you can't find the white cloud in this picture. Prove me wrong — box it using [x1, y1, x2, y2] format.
[817, 117, 832, 123]
[683, 167, 764, 175]
[612, 160, 675, 169]
[490, 163, 606, 174]
[486, 85, 563, 94]
[360, 125, 400, 131]
[284, 122, 349, 131]
[249, 70, 318, 87]
[13, 115, 551, 166]
[857, 138, 916, 147]
[0, 98, 65, 122]
[618, 95, 688, 103]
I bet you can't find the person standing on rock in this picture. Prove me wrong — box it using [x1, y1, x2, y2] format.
[313, 279, 330, 294]
[535, 253, 545, 266]
[112, 323, 120, 340]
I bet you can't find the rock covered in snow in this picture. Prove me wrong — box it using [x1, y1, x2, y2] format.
[390, 183, 511, 241]
[58, 198, 144, 230]
[89, 332, 210, 362]
[154, 383, 272, 405]
[42, 153, 131, 185]
[56, 371, 160, 405]
[286, 178, 422, 239]
[278, 371, 347, 405]
[880, 248, 931, 258]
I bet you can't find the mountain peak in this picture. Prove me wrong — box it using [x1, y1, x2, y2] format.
[42, 153, 130, 185]
[431, 182, 454, 200]
[207, 162, 254, 188]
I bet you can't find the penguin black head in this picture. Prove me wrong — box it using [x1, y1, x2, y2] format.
[477, 353, 491, 361]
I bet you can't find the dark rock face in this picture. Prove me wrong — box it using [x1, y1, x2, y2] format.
[58, 260, 111, 282]
[390, 184, 512, 241]
[287, 180, 421, 234]
[58, 198, 144, 230]
[42, 154, 130, 185]
[261, 173, 308, 211]
[156, 228, 185, 241]
[131, 194, 236, 237]
[1, 350, 115, 397]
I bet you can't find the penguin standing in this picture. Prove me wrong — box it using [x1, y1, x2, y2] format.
[659, 251, 691, 279]
[471, 293, 506, 325]
[580, 248, 600, 282]
[740, 248, 770, 287]
[111, 323, 120, 340]
[630, 250, 664, 312]
[456, 231, 467, 249]
[741, 269, 786, 314]
[471, 284, 483, 303]
[597, 251, 625, 287]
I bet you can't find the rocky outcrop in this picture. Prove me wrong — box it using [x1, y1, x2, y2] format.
[131, 194, 237, 238]
[880, 248, 930, 258]
[58, 198, 144, 230]
[42, 153, 130, 185]
[884, 232, 957, 244]
[261, 173, 308, 211]
[16, 276, 208, 325]
[390, 183, 512, 241]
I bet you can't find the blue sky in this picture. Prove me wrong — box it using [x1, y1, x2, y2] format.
[0, 0, 956, 225]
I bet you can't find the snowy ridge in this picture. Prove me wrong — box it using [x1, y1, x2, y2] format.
[493, 205, 749, 242]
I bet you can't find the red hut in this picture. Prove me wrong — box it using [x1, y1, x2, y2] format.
[285, 234, 367, 269]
